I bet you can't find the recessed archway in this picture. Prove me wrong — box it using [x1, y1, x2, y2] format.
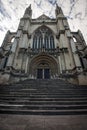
[29, 54, 59, 79]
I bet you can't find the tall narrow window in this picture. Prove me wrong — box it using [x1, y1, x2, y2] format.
[33, 36, 37, 49]
[11, 37, 15, 43]
[50, 36, 55, 49]
[73, 37, 77, 43]
[0, 57, 8, 69]
[38, 36, 43, 49]
[45, 36, 49, 49]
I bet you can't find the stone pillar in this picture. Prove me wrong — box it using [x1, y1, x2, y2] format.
[6, 38, 18, 68]
[16, 30, 22, 38]
[25, 56, 29, 73]
[70, 38, 82, 69]
[59, 34, 68, 48]
[18, 19, 25, 30]
[21, 52, 27, 73]
[0, 57, 7, 69]
[59, 34, 73, 70]
[58, 55, 62, 73]
[1, 31, 10, 48]
[19, 34, 28, 49]
[57, 15, 76, 71]
[11, 38, 18, 53]
[63, 19, 69, 29]
[57, 20, 65, 31]
[64, 52, 71, 70]
[60, 53, 66, 71]
[64, 33, 75, 70]
[6, 54, 14, 68]
[23, 20, 30, 33]
[16, 52, 23, 70]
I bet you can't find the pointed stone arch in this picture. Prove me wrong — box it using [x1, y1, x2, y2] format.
[32, 25, 55, 50]
[29, 53, 59, 79]
[32, 25, 55, 36]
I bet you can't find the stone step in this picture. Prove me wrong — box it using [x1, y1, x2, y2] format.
[1, 89, 87, 92]
[0, 104, 87, 110]
[0, 100, 87, 105]
[0, 86, 86, 90]
[0, 84, 87, 88]
[0, 108, 87, 115]
[0, 94, 87, 98]
[0, 79, 87, 115]
[1, 91, 87, 95]
[0, 97, 87, 101]
[0, 83, 68, 88]
[0, 92, 87, 96]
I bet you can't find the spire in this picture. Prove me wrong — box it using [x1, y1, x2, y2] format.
[24, 4, 32, 18]
[55, 4, 64, 17]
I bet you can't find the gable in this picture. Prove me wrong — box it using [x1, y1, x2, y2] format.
[36, 14, 51, 20]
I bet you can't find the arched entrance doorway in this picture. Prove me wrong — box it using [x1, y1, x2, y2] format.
[29, 54, 59, 79]
[37, 63, 50, 79]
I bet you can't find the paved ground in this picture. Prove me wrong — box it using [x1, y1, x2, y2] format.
[0, 114, 87, 130]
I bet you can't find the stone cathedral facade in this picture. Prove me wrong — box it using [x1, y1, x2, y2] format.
[0, 4, 87, 85]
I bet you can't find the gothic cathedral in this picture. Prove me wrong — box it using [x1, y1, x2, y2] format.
[0, 4, 87, 85]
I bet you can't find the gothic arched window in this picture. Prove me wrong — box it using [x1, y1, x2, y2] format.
[11, 37, 15, 43]
[32, 26, 55, 50]
[73, 37, 77, 43]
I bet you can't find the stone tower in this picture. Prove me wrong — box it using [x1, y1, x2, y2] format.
[0, 4, 87, 85]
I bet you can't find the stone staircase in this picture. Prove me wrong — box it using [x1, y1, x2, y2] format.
[0, 79, 87, 115]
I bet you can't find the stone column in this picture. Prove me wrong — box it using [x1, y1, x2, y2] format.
[21, 52, 27, 73]
[60, 52, 66, 71]
[23, 19, 30, 33]
[6, 38, 18, 68]
[0, 57, 7, 69]
[59, 34, 68, 48]
[25, 56, 29, 73]
[70, 38, 82, 69]
[58, 55, 62, 74]
[16, 52, 23, 71]
[57, 20, 65, 32]
[19, 34, 28, 49]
